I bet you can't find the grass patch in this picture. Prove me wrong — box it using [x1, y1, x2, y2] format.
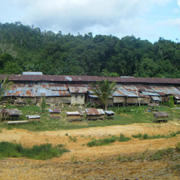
[0, 104, 179, 131]
[87, 136, 117, 147]
[0, 142, 69, 160]
[132, 131, 180, 140]
[87, 134, 131, 147]
[116, 146, 178, 163]
[68, 136, 77, 142]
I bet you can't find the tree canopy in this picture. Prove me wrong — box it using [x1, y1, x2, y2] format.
[0, 22, 180, 78]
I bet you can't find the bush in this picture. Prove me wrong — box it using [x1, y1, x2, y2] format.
[87, 134, 131, 147]
[118, 134, 131, 142]
[132, 133, 143, 138]
[176, 143, 180, 151]
[142, 134, 149, 139]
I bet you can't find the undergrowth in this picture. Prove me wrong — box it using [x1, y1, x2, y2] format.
[0, 142, 69, 160]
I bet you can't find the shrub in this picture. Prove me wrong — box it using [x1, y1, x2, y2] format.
[176, 143, 180, 151]
[87, 136, 117, 147]
[142, 134, 149, 139]
[118, 134, 131, 142]
[132, 133, 143, 138]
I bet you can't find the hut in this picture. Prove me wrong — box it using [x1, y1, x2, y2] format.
[66, 111, 83, 122]
[49, 109, 61, 118]
[0, 108, 22, 121]
[105, 110, 114, 119]
[153, 112, 170, 123]
[85, 108, 103, 120]
[26, 115, 41, 121]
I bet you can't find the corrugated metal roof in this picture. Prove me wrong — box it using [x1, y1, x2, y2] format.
[97, 109, 105, 115]
[105, 111, 114, 115]
[89, 94, 98, 98]
[66, 111, 82, 116]
[85, 108, 101, 115]
[153, 112, 170, 118]
[0, 109, 22, 115]
[141, 91, 160, 96]
[49, 109, 61, 113]
[69, 86, 89, 94]
[22, 72, 43, 75]
[113, 85, 138, 97]
[3, 82, 180, 99]
[151, 96, 161, 101]
[26, 115, 41, 119]
[1, 74, 180, 85]
[5, 84, 71, 97]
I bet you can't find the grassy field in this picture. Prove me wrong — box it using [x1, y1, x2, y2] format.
[0, 104, 180, 131]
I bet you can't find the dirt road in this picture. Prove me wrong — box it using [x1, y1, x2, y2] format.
[0, 122, 180, 179]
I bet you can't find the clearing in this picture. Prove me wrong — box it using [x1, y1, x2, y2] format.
[0, 121, 180, 179]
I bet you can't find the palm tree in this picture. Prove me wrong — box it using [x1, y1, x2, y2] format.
[0, 76, 12, 100]
[91, 79, 116, 110]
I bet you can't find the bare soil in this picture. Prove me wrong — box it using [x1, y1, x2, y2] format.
[0, 121, 180, 180]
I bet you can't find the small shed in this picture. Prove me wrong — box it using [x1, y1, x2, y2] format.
[66, 111, 83, 122]
[85, 108, 103, 120]
[105, 110, 114, 119]
[49, 109, 61, 118]
[26, 115, 41, 121]
[153, 112, 170, 123]
[0, 108, 22, 121]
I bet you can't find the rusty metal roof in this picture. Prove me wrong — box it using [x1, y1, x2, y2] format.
[113, 85, 180, 97]
[153, 112, 170, 118]
[1, 74, 180, 85]
[69, 86, 89, 94]
[5, 84, 71, 97]
[113, 85, 139, 97]
[0, 109, 22, 115]
[3, 81, 180, 99]
[85, 108, 101, 116]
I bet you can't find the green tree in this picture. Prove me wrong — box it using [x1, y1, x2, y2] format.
[0, 76, 13, 100]
[91, 80, 116, 110]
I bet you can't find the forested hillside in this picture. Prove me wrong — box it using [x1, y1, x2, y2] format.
[0, 22, 180, 78]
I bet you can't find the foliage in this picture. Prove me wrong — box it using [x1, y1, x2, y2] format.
[91, 79, 116, 110]
[0, 141, 69, 160]
[117, 134, 131, 142]
[87, 136, 117, 147]
[168, 95, 175, 107]
[87, 134, 131, 147]
[0, 23, 180, 78]
[41, 96, 46, 113]
[132, 131, 180, 140]
[0, 76, 13, 100]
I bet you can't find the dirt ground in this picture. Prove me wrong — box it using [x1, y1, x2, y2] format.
[0, 121, 180, 180]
